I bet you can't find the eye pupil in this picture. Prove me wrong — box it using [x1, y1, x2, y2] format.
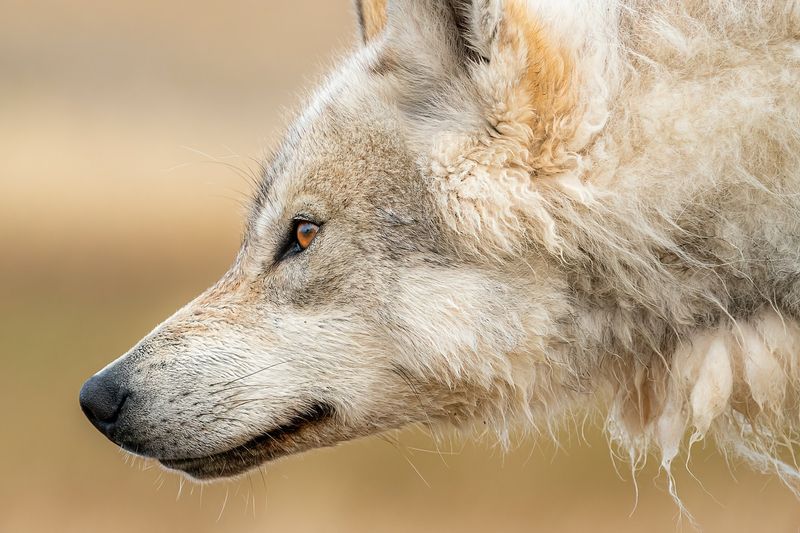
[295, 221, 319, 250]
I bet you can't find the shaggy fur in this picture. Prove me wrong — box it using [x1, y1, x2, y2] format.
[81, 0, 800, 504]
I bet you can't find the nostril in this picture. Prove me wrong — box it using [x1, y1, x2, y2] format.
[79, 372, 128, 435]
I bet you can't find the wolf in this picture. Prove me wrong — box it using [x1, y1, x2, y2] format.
[80, 0, 800, 493]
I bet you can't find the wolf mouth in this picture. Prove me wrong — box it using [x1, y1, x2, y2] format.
[159, 402, 334, 479]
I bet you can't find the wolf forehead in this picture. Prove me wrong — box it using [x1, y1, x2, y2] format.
[242, 69, 454, 253]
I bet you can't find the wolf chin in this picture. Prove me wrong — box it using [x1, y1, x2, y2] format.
[80, 0, 800, 499]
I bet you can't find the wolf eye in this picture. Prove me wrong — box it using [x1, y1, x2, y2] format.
[295, 221, 319, 251]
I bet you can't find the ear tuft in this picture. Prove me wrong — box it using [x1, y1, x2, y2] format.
[355, 0, 388, 44]
[446, 0, 501, 63]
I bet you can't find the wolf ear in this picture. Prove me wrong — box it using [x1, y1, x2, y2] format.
[382, 0, 575, 147]
[354, 0, 388, 43]
[381, 0, 572, 137]
[378, 0, 578, 256]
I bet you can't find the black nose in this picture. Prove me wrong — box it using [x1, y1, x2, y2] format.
[79, 371, 128, 438]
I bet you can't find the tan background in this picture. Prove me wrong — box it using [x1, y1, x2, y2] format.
[1, 1, 799, 531]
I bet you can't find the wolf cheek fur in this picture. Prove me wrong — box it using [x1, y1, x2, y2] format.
[80, 0, 800, 495]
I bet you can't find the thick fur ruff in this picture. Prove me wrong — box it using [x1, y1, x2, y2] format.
[465, 0, 800, 494]
[368, 0, 800, 494]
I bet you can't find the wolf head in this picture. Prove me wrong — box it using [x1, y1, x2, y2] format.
[80, 0, 585, 480]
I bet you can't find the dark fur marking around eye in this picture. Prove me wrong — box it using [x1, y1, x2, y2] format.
[274, 223, 302, 262]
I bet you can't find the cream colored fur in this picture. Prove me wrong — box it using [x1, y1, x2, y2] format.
[82, 0, 800, 507]
[365, 0, 800, 496]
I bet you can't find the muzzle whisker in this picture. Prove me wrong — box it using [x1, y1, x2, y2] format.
[390, 364, 450, 467]
[210, 358, 295, 390]
[216, 487, 229, 522]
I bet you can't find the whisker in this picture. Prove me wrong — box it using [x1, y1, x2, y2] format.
[211, 358, 294, 389]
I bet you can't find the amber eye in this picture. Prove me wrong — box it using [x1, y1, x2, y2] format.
[295, 221, 319, 251]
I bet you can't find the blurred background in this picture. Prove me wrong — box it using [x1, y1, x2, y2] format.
[1, 1, 799, 531]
